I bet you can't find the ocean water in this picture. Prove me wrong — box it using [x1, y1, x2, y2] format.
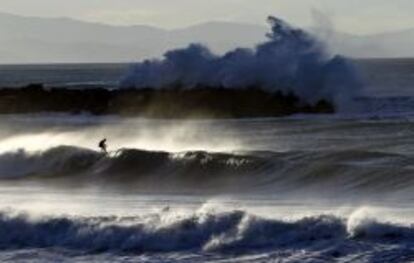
[0, 63, 128, 89]
[0, 59, 414, 262]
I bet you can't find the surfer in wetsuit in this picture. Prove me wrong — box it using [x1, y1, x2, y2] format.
[99, 138, 108, 154]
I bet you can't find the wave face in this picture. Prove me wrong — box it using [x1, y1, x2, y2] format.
[120, 16, 361, 108]
[1, 145, 414, 198]
[0, 146, 272, 180]
[0, 209, 412, 261]
[0, 146, 276, 192]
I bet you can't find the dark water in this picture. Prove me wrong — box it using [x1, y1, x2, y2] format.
[0, 63, 128, 88]
[0, 114, 413, 262]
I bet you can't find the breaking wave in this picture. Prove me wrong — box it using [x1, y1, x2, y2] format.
[0, 146, 273, 179]
[1, 146, 414, 197]
[0, 209, 412, 257]
[120, 16, 361, 109]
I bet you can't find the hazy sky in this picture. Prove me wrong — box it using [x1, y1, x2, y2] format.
[0, 0, 413, 35]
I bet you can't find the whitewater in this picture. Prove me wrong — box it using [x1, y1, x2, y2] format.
[0, 113, 412, 262]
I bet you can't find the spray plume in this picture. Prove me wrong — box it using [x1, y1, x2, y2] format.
[120, 16, 361, 106]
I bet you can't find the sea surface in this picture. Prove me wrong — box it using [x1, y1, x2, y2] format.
[0, 63, 128, 89]
[0, 59, 414, 262]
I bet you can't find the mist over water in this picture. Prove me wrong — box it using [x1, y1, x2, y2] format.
[0, 111, 414, 262]
[121, 17, 362, 109]
[0, 115, 413, 198]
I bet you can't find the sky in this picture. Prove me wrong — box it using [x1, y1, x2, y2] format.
[0, 0, 413, 35]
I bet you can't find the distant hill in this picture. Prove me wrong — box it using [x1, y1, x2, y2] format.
[0, 12, 413, 63]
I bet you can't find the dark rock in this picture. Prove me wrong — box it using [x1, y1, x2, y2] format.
[0, 85, 335, 118]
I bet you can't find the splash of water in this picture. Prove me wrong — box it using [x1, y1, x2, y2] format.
[121, 16, 362, 108]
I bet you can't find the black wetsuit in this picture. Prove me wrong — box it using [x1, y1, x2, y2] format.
[99, 139, 107, 153]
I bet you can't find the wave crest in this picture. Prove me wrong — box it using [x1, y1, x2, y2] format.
[0, 210, 412, 254]
[0, 146, 413, 196]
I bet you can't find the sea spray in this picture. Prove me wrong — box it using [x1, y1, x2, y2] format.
[120, 16, 362, 108]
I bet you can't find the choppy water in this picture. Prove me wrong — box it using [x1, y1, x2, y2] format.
[1, 59, 414, 262]
[0, 114, 413, 262]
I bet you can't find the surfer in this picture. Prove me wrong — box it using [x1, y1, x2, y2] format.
[98, 138, 108, 154]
